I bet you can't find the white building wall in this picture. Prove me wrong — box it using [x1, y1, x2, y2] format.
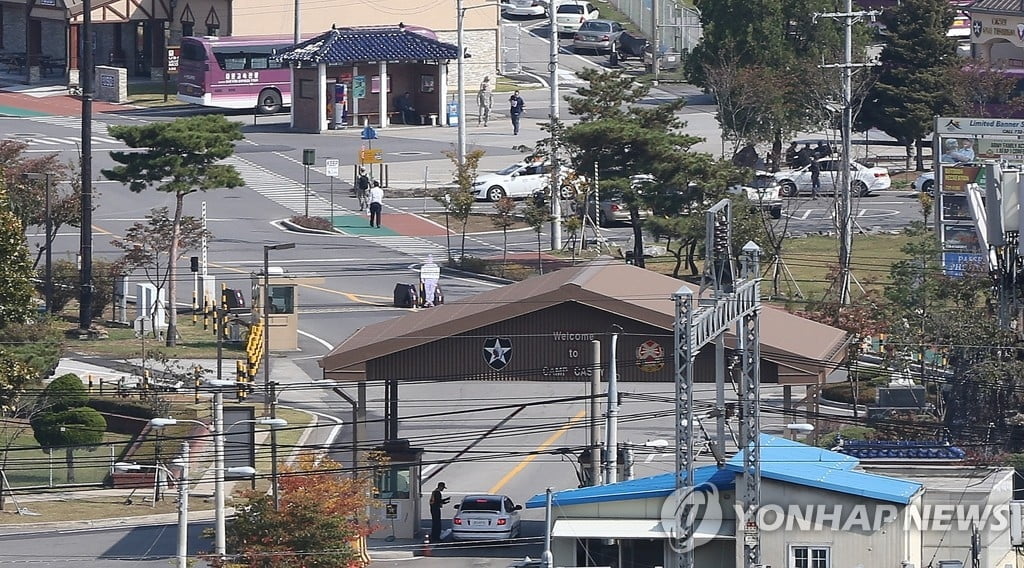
[917, 469, 1014, 568]
[749, 480, 919, 568]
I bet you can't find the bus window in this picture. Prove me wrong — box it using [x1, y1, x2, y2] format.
[214, 50, 248, 70]
[180, 41, 208, 62]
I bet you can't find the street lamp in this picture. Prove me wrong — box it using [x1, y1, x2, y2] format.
[263, 242, 295, 511]
[22, 172, 53, 313]
[114, 447, 255, 568]
[149, 400, 286, 560]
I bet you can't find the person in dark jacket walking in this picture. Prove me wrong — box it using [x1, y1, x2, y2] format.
[429, 482, 450, 543]
[509, 91, 525, 135]
[810, 158, 821, 199]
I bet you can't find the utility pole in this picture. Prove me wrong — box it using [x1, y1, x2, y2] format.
[548, 7, 562, 250]
[589, 339, 601, 486]
[818, 0, 878, 305]
[651, 0, 660, 81]
[79, 0, 94, 333]
[605, 326, 620, 485]
[456, 0, 466, 165]
[673, 201, 762, 568]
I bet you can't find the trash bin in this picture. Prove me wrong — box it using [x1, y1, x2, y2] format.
[393, 283, 418, 308]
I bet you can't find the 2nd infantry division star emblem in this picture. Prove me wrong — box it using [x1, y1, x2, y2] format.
[483, 337, 513, 371]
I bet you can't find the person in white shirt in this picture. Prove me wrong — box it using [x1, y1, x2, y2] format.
[368, 181, 384, 228]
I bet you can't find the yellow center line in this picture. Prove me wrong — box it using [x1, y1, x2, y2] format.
[488, 408, 587, 495]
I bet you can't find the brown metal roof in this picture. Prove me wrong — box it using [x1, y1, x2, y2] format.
[319, 261, 850, 383]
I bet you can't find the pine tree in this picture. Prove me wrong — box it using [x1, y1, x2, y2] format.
[103, 115, 244, 347]
[856, 0, 959, 170]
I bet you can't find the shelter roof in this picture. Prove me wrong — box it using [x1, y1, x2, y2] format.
[526, 435, 923, 509]
[275, 26, 457, 65]
[967, 0, 1024, 13]
[319, 261, 850, 379]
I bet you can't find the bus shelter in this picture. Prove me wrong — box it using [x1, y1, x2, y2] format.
[274, 25, 458, 133]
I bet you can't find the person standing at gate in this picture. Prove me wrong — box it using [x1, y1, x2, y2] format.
[368, 180, 384, 228]
[429, 482, 450, 543]
[477, 76, 494, 127]
[509, 90, 525, 135]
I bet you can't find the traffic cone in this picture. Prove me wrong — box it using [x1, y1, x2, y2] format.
[421, 536, 432, 557]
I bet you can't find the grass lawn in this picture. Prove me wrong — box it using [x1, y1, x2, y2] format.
[127, 80, 184, 107]
[65, 317, 248, 360]
[1, 428, 134, 488]
[641, 231, 914, 303]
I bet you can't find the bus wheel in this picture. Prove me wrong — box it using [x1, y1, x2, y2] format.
[257, 89, 282, 114]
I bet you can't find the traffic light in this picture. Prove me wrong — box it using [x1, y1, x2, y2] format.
[190, 256, 199, 273]
[236, 361, 249, 401]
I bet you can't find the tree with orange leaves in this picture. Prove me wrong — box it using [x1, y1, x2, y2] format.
[224, 453, 377, 568]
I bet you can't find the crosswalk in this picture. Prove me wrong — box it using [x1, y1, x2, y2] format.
[225, 156, 339, 217]
[358, 235, 448, 258]
[19, 116, 121, 148]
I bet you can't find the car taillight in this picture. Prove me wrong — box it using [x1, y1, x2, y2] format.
[599, 34, 610, 41]
[497, 518, 508, 525]
[453, 517, 462, 525]
[611, 204, 621, 212]
[578, 16, 584, 22]
[874, 172, 888, 178]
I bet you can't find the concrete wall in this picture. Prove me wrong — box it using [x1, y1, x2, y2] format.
[918, 469, 1014, 568]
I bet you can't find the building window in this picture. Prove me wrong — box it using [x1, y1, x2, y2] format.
[791, 545, 830, 568]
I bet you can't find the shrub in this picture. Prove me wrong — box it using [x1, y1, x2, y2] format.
[817, 426, 878, 449]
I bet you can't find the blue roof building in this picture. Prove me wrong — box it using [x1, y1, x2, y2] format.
[522, 435, 989, 568]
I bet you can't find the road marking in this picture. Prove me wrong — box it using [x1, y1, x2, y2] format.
[488, 409, 586, 494]
[298, 329, 334, 350]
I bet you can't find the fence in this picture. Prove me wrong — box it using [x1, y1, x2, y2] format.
[606, 0, 702, 56]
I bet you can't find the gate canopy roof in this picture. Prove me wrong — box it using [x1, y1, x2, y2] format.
[319, 261, 850, 383]
[275, 25, 458, 65]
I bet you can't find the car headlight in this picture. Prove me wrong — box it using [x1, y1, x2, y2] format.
[471, 181, 485, 187]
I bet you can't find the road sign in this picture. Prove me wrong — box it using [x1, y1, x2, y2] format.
[360, 149, 383, 164]
[325, 159, 340, 178]
[361, 126, 378, 140]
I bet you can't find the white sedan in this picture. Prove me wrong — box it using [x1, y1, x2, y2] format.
[773, 158, 891, 197]
[555, 1, 600, 34]
[451, 494, 522, 541]
[502, 0, 548, 17]
[471, 160, 578, 201]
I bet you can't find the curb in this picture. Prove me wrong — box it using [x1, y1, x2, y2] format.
[278, 218, 341, 235]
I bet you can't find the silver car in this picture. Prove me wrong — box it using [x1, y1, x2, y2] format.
[572, 19, 624, 53]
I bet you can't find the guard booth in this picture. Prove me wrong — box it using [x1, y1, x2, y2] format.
[250, 269, 323, 351]
[371, 439, 424, 540]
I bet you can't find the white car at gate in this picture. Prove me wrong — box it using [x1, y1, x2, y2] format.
[471, 159, 579, 201]
[451, 494, 523, 541]
[773, 157, 891, 197]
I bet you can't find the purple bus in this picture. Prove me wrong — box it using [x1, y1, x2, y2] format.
[177, 35, 296, 114]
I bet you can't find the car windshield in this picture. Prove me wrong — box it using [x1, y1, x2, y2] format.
[558, 4, 585, 14]
[579, 21, 610, 32]
[461, 497, 501, 512]
[497, 164, 524, 175]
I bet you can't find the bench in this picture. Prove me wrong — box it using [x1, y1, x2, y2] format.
[354, 111, 400, 126]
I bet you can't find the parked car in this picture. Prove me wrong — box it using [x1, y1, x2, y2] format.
[573, 19, 624, 53]
[773, 157, 891, 197]
[471, 160, 579, 201]
[912, 171, 934, 195]
[731, 172, 784, 219]
[502, 0, 549, 17]
[575, 188, 652, 226]
[555, 1, 599, 35]
[451, 494, 522, 541]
